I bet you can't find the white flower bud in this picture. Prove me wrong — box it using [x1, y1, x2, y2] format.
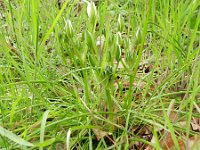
[87, 2, 97, 19]
[117, 14, 124, 32]
[86, 1, 98, 29]
[65, 19, 73, 38]
[116, 32, 122, 45]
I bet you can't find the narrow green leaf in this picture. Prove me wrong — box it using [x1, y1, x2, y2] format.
[162, 105, 180, 150]
[0, 126, 34, 147]
[41, 0, 70, 46]
[37, 138, 55, 147]
[40, 110, 50, 150]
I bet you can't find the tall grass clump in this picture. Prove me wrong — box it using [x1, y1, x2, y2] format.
[0, 0, 199, 149]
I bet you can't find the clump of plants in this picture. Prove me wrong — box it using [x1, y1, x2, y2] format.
[0, 0, 199, 149]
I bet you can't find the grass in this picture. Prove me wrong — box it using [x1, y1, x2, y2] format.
[0, 0, 199, 149]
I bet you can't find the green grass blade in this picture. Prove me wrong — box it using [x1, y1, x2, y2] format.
[41, 0, 71, 47]
[162, 104, 180, 150]
[39, 110, 50, 150]
[0, 126, 34, 147]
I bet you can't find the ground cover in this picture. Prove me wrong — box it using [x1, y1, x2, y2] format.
[0, 0, 199, 149]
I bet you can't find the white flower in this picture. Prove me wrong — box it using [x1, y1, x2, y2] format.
[87, 2, 97, 18]
[65, 19, 73, 38]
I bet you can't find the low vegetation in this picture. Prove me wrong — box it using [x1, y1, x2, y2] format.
[0, 0, 199, 149]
